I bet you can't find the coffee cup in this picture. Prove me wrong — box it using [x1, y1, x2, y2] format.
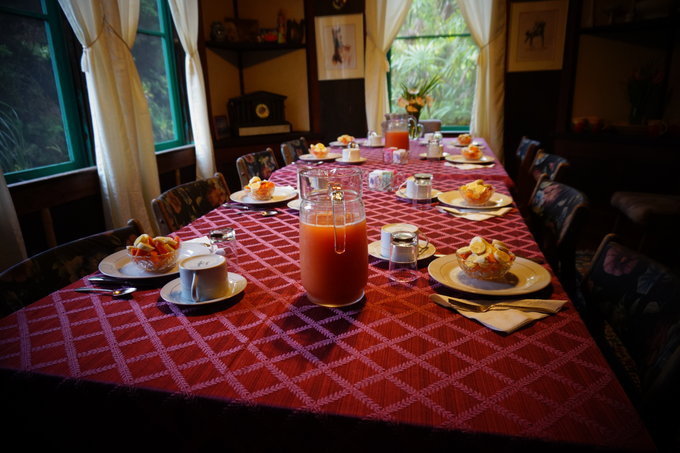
[368, 134, 383, 146]
[179, 254, 228, 302]
[342, 147, 361, 162]
[380, 223, 428, 258]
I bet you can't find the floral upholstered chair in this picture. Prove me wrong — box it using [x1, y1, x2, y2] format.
[280, 137, 309, 165]
[528, 174, 588, 296]
[235, 148, 279, 188]
[152, 172, 230, 236]
[517, 151, 570, 209]
[581, 234, 680, 451]
[0, 219, 142, 317]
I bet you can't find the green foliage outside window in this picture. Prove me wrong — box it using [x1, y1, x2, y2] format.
[389, 0, 478, 129]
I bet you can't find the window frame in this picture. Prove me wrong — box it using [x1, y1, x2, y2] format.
[2, 0, 188, 184]
[388, 31, 474, 133]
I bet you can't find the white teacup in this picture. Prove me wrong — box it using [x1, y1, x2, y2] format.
[342, 147, 361, 161]
[380, 223, 428, 258]
[180, 254, 228, 302]
[398, 177, 432, 200]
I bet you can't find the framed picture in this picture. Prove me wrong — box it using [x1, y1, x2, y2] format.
[314, 14, 364, 81]
[213, 115, 229, 140]
[508, 0, 568, 72]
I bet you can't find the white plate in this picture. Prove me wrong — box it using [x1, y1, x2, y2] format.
[335, 157, 367, 164]
[428, 255, 551, 296]
[287, 198, 301, 210]
[160, 272, 247, 306]
[299, 153, 342, 162]
[328, 141, 345, 147]
[450, 139, 484, 148]
[368, 240, 436, 262]
[445, 154, 495, 164]
[419, 152, 450, 159]
[98, 243, 210, 279]
[229, 186, 298, 205]
[395, 188, 443, 200]
[437, 191, 513, 209]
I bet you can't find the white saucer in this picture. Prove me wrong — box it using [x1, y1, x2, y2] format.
[299, 153, 342, 162]
[287, 198, 301, 210]
[368, 240, 436, 262]
[335, 157, 367, 164]
[395, 188, 443, 200]
[160, 272, 247, 305]
[445, 154, 495, 164]
[419, 152, 449, 159]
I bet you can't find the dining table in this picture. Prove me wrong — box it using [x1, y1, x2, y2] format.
[0, 137, 656, 452]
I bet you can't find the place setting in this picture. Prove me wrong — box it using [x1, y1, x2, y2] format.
[394, 173, 442, 202]
[335, 144, 367, 164]
[436, 180, 513, 221]
[368, 222, 436, 263]
[427, 236, 563, 333]
[228, 176, 297, 208]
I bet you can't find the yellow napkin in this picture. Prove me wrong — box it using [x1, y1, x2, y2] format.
[452, 299, 567, 333]
[438, 206, 512, 221]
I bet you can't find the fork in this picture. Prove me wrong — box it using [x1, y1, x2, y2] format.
[429, 294, 563, 314]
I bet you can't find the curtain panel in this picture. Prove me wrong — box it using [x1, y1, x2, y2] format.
[167, 0, 216, 180]
[0, 171, 26, 272]
[58, 0, 160, 233]
[364, 0, 413, 133]
[458, 0, 506, 162]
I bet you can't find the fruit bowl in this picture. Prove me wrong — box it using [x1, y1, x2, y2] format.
[456, 237, 515, 281]
[128, 247, 179, 272]
[459, 180, 494, 205]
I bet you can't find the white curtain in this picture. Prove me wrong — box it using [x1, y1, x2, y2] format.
[364, 0, 412, 133]
[458, 0, 506, 162]
[167, 0, 216, 179]
[0, 171, 27, 271]
[58, 0, 160, 233]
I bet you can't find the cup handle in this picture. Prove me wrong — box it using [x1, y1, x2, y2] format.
[191, 271, 200, 302]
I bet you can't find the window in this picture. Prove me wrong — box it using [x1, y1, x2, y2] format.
[388, 0, 478, 131]
[0, 0, 187, 184]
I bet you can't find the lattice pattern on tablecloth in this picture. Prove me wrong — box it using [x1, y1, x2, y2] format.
[0, 143, 654, 451]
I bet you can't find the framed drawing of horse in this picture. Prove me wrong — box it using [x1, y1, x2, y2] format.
[508, 0, 568, 72]
[315, 14, 364, 81]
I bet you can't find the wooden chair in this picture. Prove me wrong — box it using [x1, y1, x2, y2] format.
[580, 234, 680, 451]
[508, 136, 542, 200]
[0, 219, 142, 317]
[517, 151, 570, 211]
[280, 137, 309, 165]
[235, 148, 279, 188]
[527, 174, 589, 296]
[151, 173, 230, 235]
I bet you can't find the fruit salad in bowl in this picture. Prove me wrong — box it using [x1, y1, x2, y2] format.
[457, 133, 472, 146]
[127, 234, 181, 272]
[310, 143, 328, 158]
[337, 134, 355, 145]
[459, 179, 494, 205]
[244, 176, 276, 201]
[462, 144, 483, 160]
[456, 236, 516, 281]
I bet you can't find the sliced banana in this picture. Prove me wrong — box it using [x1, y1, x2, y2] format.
[469, 236, 488, 255]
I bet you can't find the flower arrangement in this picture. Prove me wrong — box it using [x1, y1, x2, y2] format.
[397, 75, 440, 121]
[627, 64, 665, 124]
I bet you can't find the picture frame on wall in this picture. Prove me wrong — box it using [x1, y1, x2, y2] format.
[508, 0, 569, 72]
[314, 14, 364, 81]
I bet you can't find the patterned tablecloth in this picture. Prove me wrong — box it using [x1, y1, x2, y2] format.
[0, 139, 655, 451]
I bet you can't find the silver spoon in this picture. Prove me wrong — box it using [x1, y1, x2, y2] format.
[74, 287, 137, 297]
[235, 209, 279, 217]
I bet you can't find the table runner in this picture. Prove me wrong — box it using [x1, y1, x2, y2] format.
[0, 139, 655, 451]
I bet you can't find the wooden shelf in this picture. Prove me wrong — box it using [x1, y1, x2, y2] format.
[206, 41, 305, 53]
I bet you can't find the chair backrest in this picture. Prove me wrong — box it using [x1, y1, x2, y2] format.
[235, 148, 279, 188]
[419, 119, 442, 134]
[0, 219, 142, 317]
[530, 150, 570, 182]
[151, 172, 230, 235]
[581, 234, 680, 437]
[280, 137, 308, 166]
[513, 136, 542, 181]
[528, 174, 588, 291]
[517, 151, 570, 210]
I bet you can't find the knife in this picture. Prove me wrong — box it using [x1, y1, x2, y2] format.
[429, 294, 564, 314]
[88, 276, 167, 288]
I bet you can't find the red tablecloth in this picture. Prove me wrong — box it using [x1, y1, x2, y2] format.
[0, 140, 655, 452]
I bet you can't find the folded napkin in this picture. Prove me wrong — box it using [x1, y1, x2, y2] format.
[445, 163, 495, 170]
[438, 206, 512, 221]
[449, 299, 567, 333]
[184, 236, 210, 246]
